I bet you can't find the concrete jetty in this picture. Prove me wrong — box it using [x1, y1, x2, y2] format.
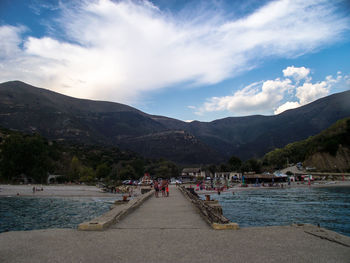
[0, 186, 350, 262]
[112, 184, 209, 230]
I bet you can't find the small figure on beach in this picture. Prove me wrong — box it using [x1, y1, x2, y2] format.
[32, 186, 35, 194]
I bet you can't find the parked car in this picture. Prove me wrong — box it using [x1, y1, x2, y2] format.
[122, 180, 132, 185]
[133, 180, 139, 185]
[138, 180, 153, 186]
[170, 179, 182, 184]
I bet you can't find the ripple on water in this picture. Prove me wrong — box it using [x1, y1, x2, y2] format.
[0, 197, 118, 233]
[210, 187, 350, 237]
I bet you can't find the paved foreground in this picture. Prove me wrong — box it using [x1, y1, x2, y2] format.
[0, 186, 349, 263]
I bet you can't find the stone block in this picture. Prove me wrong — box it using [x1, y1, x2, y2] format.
[212, 222, 239, 230]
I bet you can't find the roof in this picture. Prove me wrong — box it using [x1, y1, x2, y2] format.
[243, 174, 277, 179]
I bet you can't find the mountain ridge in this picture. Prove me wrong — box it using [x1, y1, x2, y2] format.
[1, 80, 349, 164]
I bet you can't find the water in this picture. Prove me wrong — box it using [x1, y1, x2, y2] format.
[0, 196, 118, 233]
[211, 186, 350, 236]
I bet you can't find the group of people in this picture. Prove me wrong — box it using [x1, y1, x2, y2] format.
[153, 179, 169, 198]
[32, 186, 44, 193]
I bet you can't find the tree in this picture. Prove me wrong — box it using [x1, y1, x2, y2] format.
[241, 159, 262, 174]
[68, 156, 81, 181]
[24, 135, 51, 183]
[118, 164, 136, 181]
[79, 166, 95, 183]
[228, 156, 242, 171]
[96, 163, 110, 179]
[0, 134, 51, 183]
[206, 164, 217, 176]
[0, 134, 25, 181]
[131, 159, 145, 179]
[152, 161, 179, 179]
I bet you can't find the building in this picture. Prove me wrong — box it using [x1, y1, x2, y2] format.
[181, 168, 205, 178]
[180, 168, 206, 182]
[214, 172, 241, 181]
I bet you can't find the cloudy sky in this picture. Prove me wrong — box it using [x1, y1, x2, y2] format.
[1, 0, 350, 121]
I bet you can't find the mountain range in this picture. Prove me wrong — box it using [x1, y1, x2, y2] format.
[0, 80, 349, 165]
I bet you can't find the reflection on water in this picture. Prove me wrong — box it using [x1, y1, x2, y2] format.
[212, 187, 350, 236]
[0, 197, 118, 233]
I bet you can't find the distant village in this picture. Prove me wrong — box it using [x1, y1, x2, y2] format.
[179, 165, 348, 186]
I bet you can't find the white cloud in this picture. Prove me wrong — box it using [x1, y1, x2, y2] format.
[0, 25, 25, 58]
[199, 78, 292, 115]
[198, 66, 349, 116]
[295, 75, 342, 105]
[274, 101, 301, 115]
[283, 66, 311, 82]
[0, 0, 349, 103]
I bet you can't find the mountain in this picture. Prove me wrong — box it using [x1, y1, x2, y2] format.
[0, 80, 350, 164]
[0, 81, 222, 164]
[263, 117, 350, 172]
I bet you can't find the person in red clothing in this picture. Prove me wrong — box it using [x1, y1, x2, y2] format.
[166, 182, 169, 197]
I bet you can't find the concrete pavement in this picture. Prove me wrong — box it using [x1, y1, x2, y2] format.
[112, 185, 208, 230]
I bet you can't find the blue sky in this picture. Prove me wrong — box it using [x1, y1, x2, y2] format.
[0, 0, 350, 121]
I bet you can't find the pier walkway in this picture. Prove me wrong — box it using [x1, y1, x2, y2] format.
[112, 185, 209, 230]
[0, 186, 350, 262]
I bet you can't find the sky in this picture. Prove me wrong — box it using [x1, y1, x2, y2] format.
[0, 0, 350, 122]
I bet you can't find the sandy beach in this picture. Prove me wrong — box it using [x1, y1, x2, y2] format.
[0, 184, 134, 197]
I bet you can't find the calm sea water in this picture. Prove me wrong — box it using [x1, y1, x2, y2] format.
[211, 186, 350, 237]
[0, 197, 117, 233]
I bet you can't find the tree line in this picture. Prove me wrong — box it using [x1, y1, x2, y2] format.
[0, 128, 179, 184]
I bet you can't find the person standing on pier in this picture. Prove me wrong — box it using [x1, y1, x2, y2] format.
[154, 180, 159, 198]
[161, 179, 166, 197]
[166, 181, 169, 197]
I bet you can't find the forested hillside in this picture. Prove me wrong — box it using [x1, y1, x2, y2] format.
[263, 117, 350, 171]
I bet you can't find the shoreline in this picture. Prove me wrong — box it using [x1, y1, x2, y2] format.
[0, 184, 137, 198]
[1, 181, 349, 197]
[194, 180, 350, 195]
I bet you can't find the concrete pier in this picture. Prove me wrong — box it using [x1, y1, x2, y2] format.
[0, 185, 349, 262]
[112, 184, 209, 230]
